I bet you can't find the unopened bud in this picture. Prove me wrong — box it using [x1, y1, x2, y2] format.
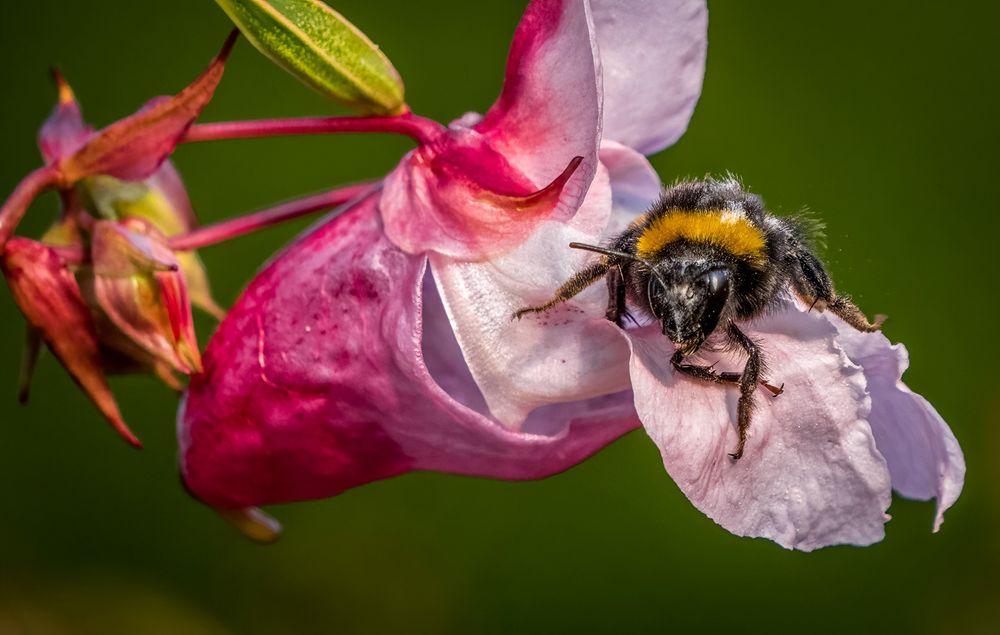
[85, 219, 202, 376]
[216, 0, 405, 115]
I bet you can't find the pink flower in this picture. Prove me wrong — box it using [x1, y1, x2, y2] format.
[180, 0, 964, 550]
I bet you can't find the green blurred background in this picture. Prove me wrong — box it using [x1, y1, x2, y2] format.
[1, 1, 997, 633]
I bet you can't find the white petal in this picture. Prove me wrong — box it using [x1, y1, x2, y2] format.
[627, 306, 893, 551]
[831, 321, 965, 532]
[591, 0, 708, 154]
[430, 206, 631, 428]
[600, 140, 662, 233]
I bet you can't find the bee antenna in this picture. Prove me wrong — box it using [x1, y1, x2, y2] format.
[568, 242, 637, 261]
[568, 242, 668, 289]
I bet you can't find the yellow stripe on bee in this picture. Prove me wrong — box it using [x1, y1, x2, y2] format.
[636, 209, 767, 263]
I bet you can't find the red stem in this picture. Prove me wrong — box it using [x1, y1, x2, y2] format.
[0, 166, 58, 251]
[182, 113, 445, 146]
[169, 181, 376, 251]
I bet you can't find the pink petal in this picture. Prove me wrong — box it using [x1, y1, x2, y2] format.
[627, 305, 893, 551]
[599, 140, 662, 232]
[37, 70, 93, 164]
[476, 0, 602, 206]
[831, 322, 965, 532]
[591, 0, 708, 154]
[145, 161, 198, 231]
[379, 0, 602, 260]
[427, 160, 636, 428]
[180, 195, 639, 509]
[380, 136, 584, 259]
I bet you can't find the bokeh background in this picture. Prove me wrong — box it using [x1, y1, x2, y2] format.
[1, 1, 997, 633]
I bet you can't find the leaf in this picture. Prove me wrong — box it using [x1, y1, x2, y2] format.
[215, 0, 405, 115]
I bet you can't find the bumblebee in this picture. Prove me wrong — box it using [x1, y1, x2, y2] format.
[515, 178, 883, 460]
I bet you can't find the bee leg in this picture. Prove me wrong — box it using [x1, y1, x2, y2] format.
[670, 325, 764, 459]
[725, 322, 763, 460]
[826, 296, 886, 333]
[605, 264, 629, 327]
[670, 348, 781, 396]
[513, 262, 609, 320]
[787, 249, 884, 332]
[671, 351, 725, 383]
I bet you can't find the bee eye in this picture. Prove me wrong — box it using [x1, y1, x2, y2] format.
[704, 269, 729, 295]
[699, 269, 731, 335]
[647, 277, 666, 320]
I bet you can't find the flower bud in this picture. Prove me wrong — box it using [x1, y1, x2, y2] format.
[215, 0, 405, 115]
[84, 218, 202, 377]
[79, 169, 224, 319]
[1, 238, 138, 446]
[37, 69, 93, 164]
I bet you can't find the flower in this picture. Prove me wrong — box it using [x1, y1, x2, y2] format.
[180, 0, 964, 550]
[2, 39, 233, 446]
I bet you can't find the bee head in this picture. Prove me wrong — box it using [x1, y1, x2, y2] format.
[647, 261, 732, 354]
[563, 242, 736, 355]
